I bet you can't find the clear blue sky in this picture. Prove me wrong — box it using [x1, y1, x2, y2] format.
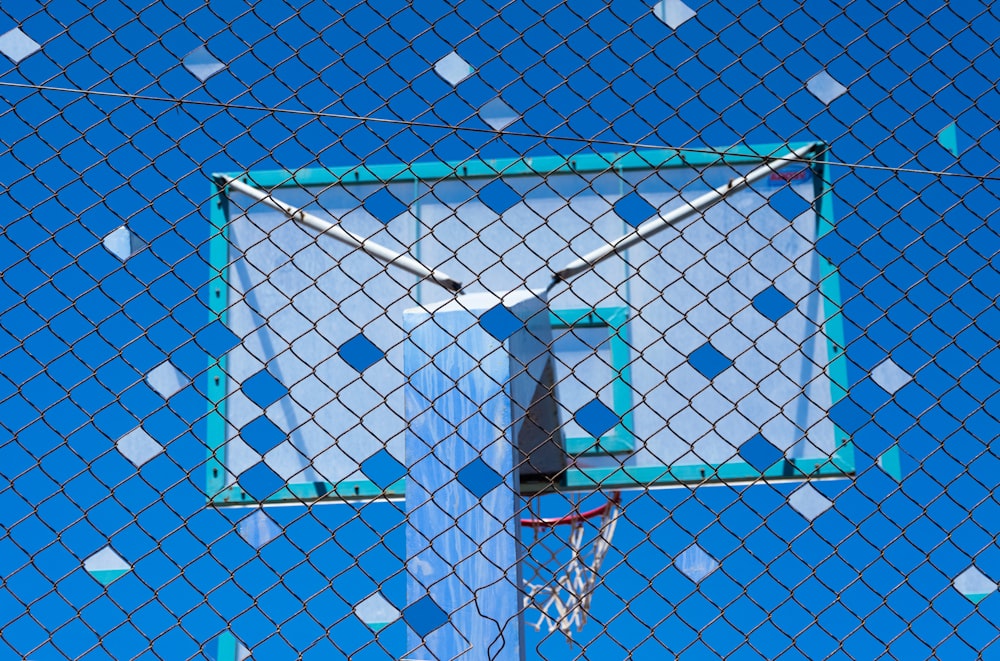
[1, 1, 999, 659]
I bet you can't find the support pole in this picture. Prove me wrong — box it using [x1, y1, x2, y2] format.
[402, 290, 562, 661]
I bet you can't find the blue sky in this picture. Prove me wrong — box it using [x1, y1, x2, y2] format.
[2, 1, 1000, 659]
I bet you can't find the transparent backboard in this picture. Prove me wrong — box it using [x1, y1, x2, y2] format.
[205, 143, 851, 505]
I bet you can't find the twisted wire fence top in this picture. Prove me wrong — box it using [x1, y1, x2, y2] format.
[2, 1, 1000, 659]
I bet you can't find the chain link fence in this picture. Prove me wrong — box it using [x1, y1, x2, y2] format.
[2, 1, 999, 659]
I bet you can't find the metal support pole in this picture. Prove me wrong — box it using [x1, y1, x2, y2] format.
[219, 175, 463, 294]
[549, 142, 821, 290]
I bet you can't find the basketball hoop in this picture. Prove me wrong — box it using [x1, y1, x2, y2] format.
[520, 491, 622, 641]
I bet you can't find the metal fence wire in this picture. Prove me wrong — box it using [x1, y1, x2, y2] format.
[2, 1, 1000, 659]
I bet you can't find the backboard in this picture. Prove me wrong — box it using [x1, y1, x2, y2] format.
[205, 142, 852, 505]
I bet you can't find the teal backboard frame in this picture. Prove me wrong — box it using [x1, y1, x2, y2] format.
[205, 141, 853, 506]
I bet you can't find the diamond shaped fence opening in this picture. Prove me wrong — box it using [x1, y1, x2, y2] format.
[183, 45, 224, 81]
[338, 333, 385, 373]
[479, 98, 518, 131]
[402, 595, 449, 638]
[478, 179, 522, 216]
[146, 361, 187, 399]
[573, 398, 620, 440]
[738, 433, 782, 473]
[238, 463, 286, 502]
[687, 342, 733, 381]
[355, 593, 401, 631]
[117, 427, 163, 467]
[456, 457, 503, 499]
[363, 187, 409, 224]
[0, 27, 40, 63]
[871, 358, 912, 395]
[937, 122, 964, 157]
[653, 0, 696, 29]
[239, 416, 285, 455]
[434, 52, 473, 86]
[240, 369, 289, 410]
[788, 484, 833, 522]
[479, 303, 523, 342]
[954, 567, 996, 605]
[806, 71, 848, 104]
[676, 544, 719, 583]
[84, 547, 131, 587]
[752, 286, 796, 322]
[103, 226, 144, 261]
[614, 191, 657, 228]
[238, 509, 280, 549]
[360, 449, 406, 490]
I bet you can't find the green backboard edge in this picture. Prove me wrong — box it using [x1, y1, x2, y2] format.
[206, 140, 856, 506]
[814, 149, 859, 477]
[212, 142, 816, 190]
[206, 184, 230, 501]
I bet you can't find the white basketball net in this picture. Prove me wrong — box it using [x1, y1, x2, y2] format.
[521, 494, 622, 640]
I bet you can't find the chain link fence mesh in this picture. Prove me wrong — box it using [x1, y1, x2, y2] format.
[2, 1, 1000, 659]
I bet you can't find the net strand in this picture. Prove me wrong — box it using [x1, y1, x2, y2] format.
[523, 495, 623, 639]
